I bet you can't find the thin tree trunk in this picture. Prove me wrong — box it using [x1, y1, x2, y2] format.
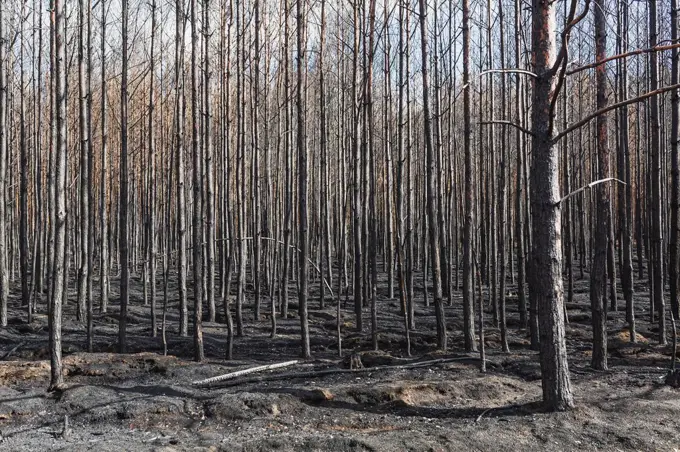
[148, 0, 158, 337]
[418, 0, 446, 351]
[497, 0, 509, 353]
[462, 0, 476, 352]
[19, 0, 29, 321]
[280, 0, 292, 322]
[252, 0, 262, 323]
[49, 0, 67, 389]
[352, 0, 363, 332]
[396, 0, 411, 355]
[649, 0, 666, 344]
[118, 0, 130, 354]
[191, 0, 204, 362]
[590, 0, 609, 371]
[100, 0, 109, 316]
[76, 0, 90, 324]
[296, 0, 311, 359]
[176, 0, 189, 337]
[514, 0, 527, 329]
[204, 0, 216, 325]
[671, 0, 680, 324]
[0, 0, 9, 327]
[85, 0, 94, 349]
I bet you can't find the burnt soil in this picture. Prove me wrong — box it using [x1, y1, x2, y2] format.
[0, 266, 678, 451]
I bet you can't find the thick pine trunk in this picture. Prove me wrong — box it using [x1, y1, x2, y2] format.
[529, 0, 574, 411]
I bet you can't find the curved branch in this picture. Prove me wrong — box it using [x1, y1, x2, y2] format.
[566, 43, 680, 75]
[548, 0, 592, 129]
[557, 178, 627, 205]
[550, 0, 592, 77]
[479, 69, 537, 78]
[553, 83, 680, 142]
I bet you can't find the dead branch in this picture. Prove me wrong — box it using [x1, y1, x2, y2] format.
[479, 120, 534, 137]
[198, 355, 493, 389]
[553, 83, 680, 142]
[557, 178, 626, 205]
[566, 43, 680, 75]
[192, 360, 300, 386]
[0, 341, 26, 361]
[479, 69, 537, 78]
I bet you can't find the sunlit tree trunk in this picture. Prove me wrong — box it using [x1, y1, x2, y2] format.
[529, 0, 574, 411]
[49, 0, 67, 389]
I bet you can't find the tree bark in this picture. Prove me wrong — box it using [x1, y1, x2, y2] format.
[462, 0, 476, 352]
[119, 0, 130, 354]
[590, 0, 609, 371]
[49, 0, 67, 389]
[648, 0, 665, 344]
[529, 0, 574, 411]
[191, 0, 204, 361]
[296, 0, 311, 359]
[418, 0, 447, 351]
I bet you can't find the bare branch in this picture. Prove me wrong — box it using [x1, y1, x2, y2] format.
[479, 120, 534, 137]
[192, 360, 301, 387]
[553, 83, 680, 142]
[558, 178, 627, 205]
[550, 0, 592, 77]
[566, 43, 680, 75]
[548, 0, 592, 130]
[479, 69, 537, 78]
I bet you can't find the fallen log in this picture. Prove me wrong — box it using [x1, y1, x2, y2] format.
[192, 360, 300, 387]
[199, 355, 493, 389]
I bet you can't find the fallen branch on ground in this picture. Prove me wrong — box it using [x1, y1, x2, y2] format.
[192, 360, 300, 387]
[0, 341, 26, 361]
[197, 355, 494, 389]
[475, 407, 493, 422]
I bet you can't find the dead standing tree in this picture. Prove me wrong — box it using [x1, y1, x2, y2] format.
[297, 0, 311, 359]
[0, 0, 8, 327]
[417, 0, 446, 351]
[49, 0, 67, 390]
[590, 0, 609, 371]
[118, 0, 130, 354]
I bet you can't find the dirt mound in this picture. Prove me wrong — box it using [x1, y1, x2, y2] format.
[343, 374, 535, 408]
[64, 352, 184, 380]
[205, 391, 305, 421]
[0, 352, 189, 387]
[0, 360, 50, 384]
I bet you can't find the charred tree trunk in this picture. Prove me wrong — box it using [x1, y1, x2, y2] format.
[590, 0, 609, 371]
[529, 0, 574, 411]
[418, 0, 447, 350]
